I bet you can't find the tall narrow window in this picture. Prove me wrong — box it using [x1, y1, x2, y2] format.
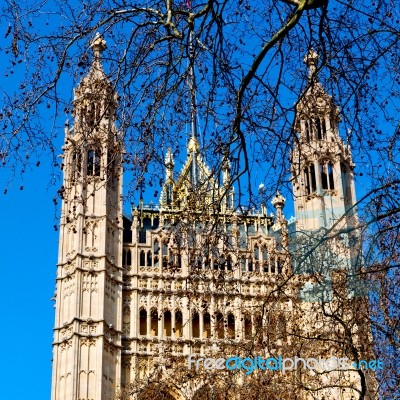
[147, 251, 152, 267]
[244, 314, 252, 339]
[164, 311, 172, 337]
[316, 118, 322, 140]
[304, 167, 311, 195]
[71, 150, 82, 179]
[175, 310, 182, 337]
[192, 312, 200, 338]
[321, 163, 328, 190]
[305, 120, 310, 141]
[127, 250, 131, 267]
[139, 309, 147, 335]
[310, 164, 317, 193]
[254, 245, 259, 261]
[248, 258, 253, 272]
[226, 255, 232, 271]
[262, 247, 269, 272]
[204, 313, 211, 338]
[153, 240, 159, 268]
[240, 257, 246, 272]
[328, 163, 335, 190]
[216, 312, 224, 339]
[140, 250, 145, 267]
[227, 314, 235, 339]
[154, 240, 159, 255]
[162, 242, 168, 256]
[87, 149, 100, 176]
[341, 163, 352, 204]
[322, 118, 327, 137]
[150, 309, 158, 336]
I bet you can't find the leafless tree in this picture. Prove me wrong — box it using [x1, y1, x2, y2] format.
[1, 0, 399, 398]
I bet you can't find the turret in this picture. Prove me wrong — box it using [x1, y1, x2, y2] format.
[291, 50, 357, 231]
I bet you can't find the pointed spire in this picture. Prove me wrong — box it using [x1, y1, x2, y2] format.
[165, 147, 175, 182]
[187, 30, 200, 186]
[304, 48, 319, 79]
[188, 31, 199, 142]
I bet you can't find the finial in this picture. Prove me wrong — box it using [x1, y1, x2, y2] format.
[304, 48, 319, 79]
[272, 191, 286, 208]
[90, 33, 106, 60]
[187, 135, 200, 153]
[165, 147, 175, 167]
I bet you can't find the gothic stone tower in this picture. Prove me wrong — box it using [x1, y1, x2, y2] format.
[291, 50, 357, 232]
[51, 34, 124, 400]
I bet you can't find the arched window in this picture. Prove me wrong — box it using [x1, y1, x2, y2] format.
[140, 250, 145, 267]
[127, 250, 131, 267]
[262, 247, 269, 272]
[154, 240, 159, 255]
[254, 313, 263, 342]
[162, 242, 168, 256]
[164, 311, 172, 337]
[310, 164, 317, 192]
[321, 163, 328, 190]
[175, 310, 182, 337]
[71, 150, 82, 179]
[304, 120, 310, 141]
[203, 313, 211, 338]
[150, 309, 158, 336]
[316, 118, 322, 140]
[322, 118, 327, 136]
[122, 249, 126, 267]
[227, 314, 235, 339]
[254, 245, 259, 261]
[139, 309, 147, 336]
[304, 167, 311, 195]
[147, 250, 152, 267]
[244, 314, 252, 339]
[216, 312, 224, 339]
[328, 163, 335, 189]
[240, 257, 246, 272]
[341, 162, 352, 204]
[248, 258, 253, 272]
[321, 162, 335, 191]
[304, 165, 317, 195]
[87, 149, 101, 176]
[277, 258, 283, 274]
[192, 312, 200, 338]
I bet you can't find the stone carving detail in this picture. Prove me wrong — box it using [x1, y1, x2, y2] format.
[84, 221, 99, 252]
[63, 276, 76, 298]
[105, 277, 116, 302]
[139, 279, 147, 288]
[82, 272, 98, 293]
[151, 280, 159, 290]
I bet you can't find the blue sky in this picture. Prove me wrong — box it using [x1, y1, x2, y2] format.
[0, 166, 57, 398]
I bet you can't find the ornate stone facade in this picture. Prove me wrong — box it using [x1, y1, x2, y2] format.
[52, 37, 376, 400]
